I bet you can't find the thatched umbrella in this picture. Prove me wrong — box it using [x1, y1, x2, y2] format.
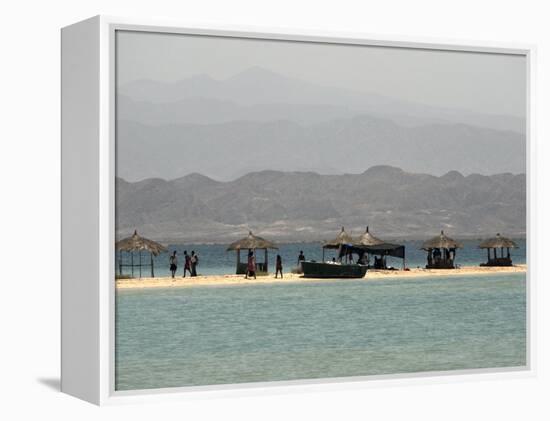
[421, 230, 463, 269]
[354, 226, 406, 269]
[355, 226, 384, 246]
[421, 230, 463, 250]
[116, 230, 167, 277]
[479, 233, 518, 266]
[322, 227, 354, 262]
[226, 231, 278, 274]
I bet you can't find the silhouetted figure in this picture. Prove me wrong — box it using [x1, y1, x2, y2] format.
[183, 250, 191, 277]
[169, 251, 178, 278]
[246, 251, 256, 279]
[275, 254, 283, 278]
[190, 250, 198, 277]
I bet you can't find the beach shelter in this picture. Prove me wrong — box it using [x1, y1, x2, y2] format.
[227, 231, 278, 274]
[322, 227, 354, 262]
[421, 230, 463, 269]
[354, 226, 406, 269]
[116, 230, 167, 278]
[479, 233, 518, 267]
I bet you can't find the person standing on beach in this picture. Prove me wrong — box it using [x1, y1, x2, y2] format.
[190, 251, 199, 277]
[245, 251, 256, 279]
[297, 250, 305, 273]
[169, 251, 178, 279]
[183, 250, 191, 278]
[275, 254, 283, 278]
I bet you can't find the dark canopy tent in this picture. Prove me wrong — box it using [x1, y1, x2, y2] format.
[341, 242, 406, 269]
[353, 226, 406, 269]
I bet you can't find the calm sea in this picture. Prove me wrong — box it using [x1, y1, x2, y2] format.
[117, 239, 526, 278]
[115, 272, 526, 391]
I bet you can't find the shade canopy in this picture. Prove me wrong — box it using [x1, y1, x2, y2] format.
[116, 230, 167, 256]
[226, 231, 278, 251]
[479, 233, 518, 249]
[344, 242, 405, 259]
[323, 227, 353, 249]
[421, 230, 463, 250]
[354, 226, 384, 246]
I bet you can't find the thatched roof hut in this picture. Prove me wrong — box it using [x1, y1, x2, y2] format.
[421, 230, 463, 251]
[323, 227, 353, 249]
[479, 233, 517, 267]
[116, 230, 167, 256]
[115, 230, 167, 278]
[479, 233, 518, 249]
[227, 231, 278, 275]
[226, 231, 278, 251]
[355, 226, 384, 246]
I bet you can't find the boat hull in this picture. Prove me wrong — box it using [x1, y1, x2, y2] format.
[301, 261, 368, 278]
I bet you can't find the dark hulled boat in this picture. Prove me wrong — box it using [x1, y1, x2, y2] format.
[301, 261, 368, 278]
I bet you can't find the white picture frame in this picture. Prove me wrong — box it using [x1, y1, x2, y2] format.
[61, 15, 535, 405]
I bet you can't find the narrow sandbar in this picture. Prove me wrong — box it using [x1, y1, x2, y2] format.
[116, 264, 526, 289]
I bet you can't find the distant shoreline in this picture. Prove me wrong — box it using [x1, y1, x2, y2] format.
[116, 264, 527, 289]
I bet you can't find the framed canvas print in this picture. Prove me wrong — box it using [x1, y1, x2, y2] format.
[61, 16, 533, 405]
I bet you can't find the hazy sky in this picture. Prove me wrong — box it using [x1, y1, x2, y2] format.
[116, 30, 526, 117]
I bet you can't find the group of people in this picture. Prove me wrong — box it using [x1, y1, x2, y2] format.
[426, 247, 456, 266]
[169, 250, 199, 278]
[244, 250, 307, 279]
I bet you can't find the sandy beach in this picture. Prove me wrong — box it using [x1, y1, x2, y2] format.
[115, 264, 527, 289]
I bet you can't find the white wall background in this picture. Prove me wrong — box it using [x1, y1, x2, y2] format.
[0, 0, 548, 419]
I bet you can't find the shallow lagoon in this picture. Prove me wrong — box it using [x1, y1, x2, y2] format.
[115, 272, 526, 390]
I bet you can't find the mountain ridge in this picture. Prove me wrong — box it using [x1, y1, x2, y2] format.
[116, 166, 526, 242]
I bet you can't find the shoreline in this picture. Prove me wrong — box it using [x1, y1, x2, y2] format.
[116, 264, 527, 289]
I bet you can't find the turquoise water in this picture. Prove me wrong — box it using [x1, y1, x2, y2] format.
[115, 273, 526, 390]
[117, 239, 526, 277]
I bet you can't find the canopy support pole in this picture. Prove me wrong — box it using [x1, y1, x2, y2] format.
[131, 252, 134, 277]
[151, 253, 154, 277]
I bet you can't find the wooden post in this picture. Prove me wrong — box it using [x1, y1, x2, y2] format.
[151, 253, 154, 277]
[493, 248, 497, 260]
[139, 251, 142, 278]
[236, 249, 241, 274]
[487, 248, 490, 263]
[131, 252, 134, 277]
[118, 250, 122, 276]
[264, 249, 268, 273]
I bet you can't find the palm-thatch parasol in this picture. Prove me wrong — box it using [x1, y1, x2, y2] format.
[479, 233, 518, 249]
[353, 226, 406, 269]
[479, 233, 517, 266]
[421, 230, 462, 269]
[226, 231, 278, 274]
[116, 230, 167, 277]
[421, 230, 463, 251]
[321, 227, 354, 262]
[323, 227, 353, 249]
[354, 226, 384, 246]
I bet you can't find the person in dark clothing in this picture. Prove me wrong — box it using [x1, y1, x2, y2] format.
[169, 251, 178, 278]
[245, 251, 256, 279]
[297, 250, 305, 273]
[190, 251, 198, 277]
[275, 254, 283, 278]
[183, 250, 191, 277]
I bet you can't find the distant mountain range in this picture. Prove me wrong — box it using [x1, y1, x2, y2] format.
[116, 116, 525, 182]
[117, 67, 526, 182]
[118, 67, 525, 133]
[116, 166, 526, 243]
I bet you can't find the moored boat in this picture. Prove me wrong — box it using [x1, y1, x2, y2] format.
[301, 261, 368, 278]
